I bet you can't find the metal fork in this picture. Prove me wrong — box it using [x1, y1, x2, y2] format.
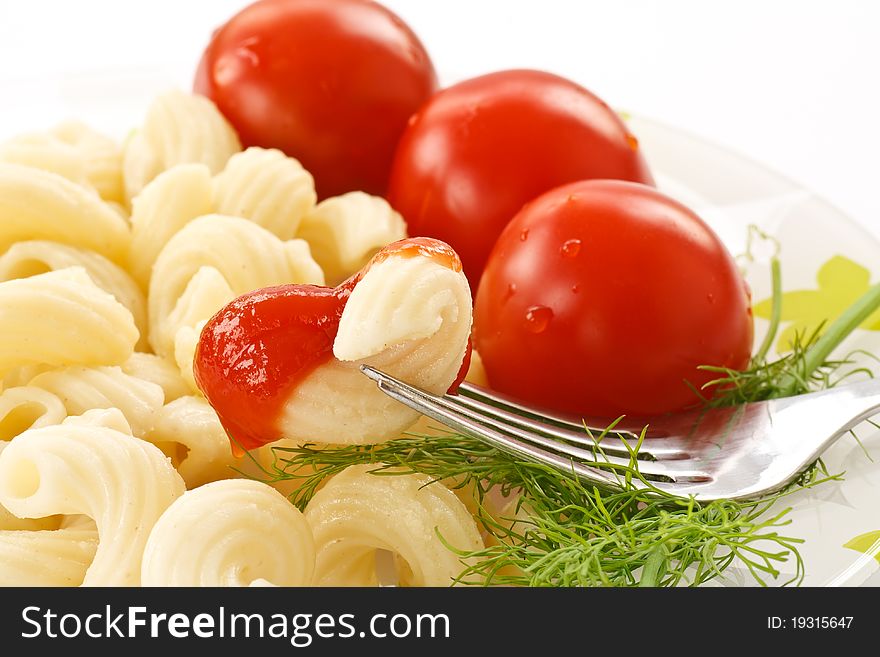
[360, 365, 880, 501]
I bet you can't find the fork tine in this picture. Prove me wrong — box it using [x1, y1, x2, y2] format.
[408, 381, 707, 479]
[457, 382, 684, 440]
[455, 384, 692, 461]
[362, 366, 711, 485]
[430, 393, 712, 480]
[360, 365, 626, 490]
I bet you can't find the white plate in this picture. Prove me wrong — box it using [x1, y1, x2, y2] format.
[632, 115, 880, 587]
[3, 72, 879, 587]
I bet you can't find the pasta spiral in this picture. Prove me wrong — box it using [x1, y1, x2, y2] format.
[277, 250, 471, 444]
[297, 191, 407, 286]
[148, 214, 323, 357]
[0, 268, 138, 375]
[144, 395, 237, 488]
[0, 388, 67, 531]
[0, 409, 185, 586]
[0, 240, 148, 350]
[142, 479, 315, 587]
[28, 366, 165, 438]
[128, 163, 214, 288]
[213, 147, 316, 240]
[122, 90, 241, 201]
[0, 386, 67, 443]
[304, 465, 483, 586]
[0, 120, 123, 204]
[121, 352, 190, 403]
[0, 163, 130, 264]
[0, 524, 98, 587]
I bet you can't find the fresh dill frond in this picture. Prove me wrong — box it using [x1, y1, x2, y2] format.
[702, 240, 880, 405]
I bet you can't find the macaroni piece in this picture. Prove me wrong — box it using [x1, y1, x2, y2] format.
[142, 479, 315, 586]
[128, 163, 214, 288]
[0, 524, 98, 587]
[0, 409, 185, 586]
[297, 191, 407, 286]
[164, 266, 235, 393]
[277, 249, 471, 444]
[120, 352, 190, 403]
[28, 366, 165, 438]
[0, 268, 138, 375]
[213, 147, 316, 240]
[122, 90, 241, 201]
[304, 465, 483, 586]
[0, 240, 148, 350]
[0, 120, 123, 204]
[0, 92, 489, 589]
[144, 396, 238, 488]
[0, 386, 67, 443]
[148, 214, 323, 357]
[0, 163, 130, 264]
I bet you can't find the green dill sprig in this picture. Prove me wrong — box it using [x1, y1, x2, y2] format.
[702, 234, 880, 405]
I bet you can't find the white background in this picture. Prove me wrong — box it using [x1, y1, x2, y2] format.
[1, 0, 879, 236]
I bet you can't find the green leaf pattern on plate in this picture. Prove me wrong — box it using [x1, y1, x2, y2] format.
[754, 255, 880, 352]
[843, 531, 880, 563]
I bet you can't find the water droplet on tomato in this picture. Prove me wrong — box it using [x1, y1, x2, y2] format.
[626, 133, 639, 150]
[524, 306, 553, 333]
[706, 293, 715, 304]
[502, 283, 517, 303]
[571, 284, 580, 294]
[519, 229, 529, 242]
[560, 239, 582, 258]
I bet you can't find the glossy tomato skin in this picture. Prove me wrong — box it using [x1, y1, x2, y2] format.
[473, 180, 753, 417]
[387, 69, 654, 288]
[195, 0, 437, 199]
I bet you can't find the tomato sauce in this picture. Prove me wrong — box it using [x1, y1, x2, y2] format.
[193, 237, 465, 453]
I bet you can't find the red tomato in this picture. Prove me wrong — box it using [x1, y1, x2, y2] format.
[195, 0, 437, 199]
[387, 69, 654, 288]
[473, 180, 753, 418]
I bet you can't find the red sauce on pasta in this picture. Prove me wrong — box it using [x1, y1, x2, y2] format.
[368, 236, 462, 273]
[193, 237, 466, 454]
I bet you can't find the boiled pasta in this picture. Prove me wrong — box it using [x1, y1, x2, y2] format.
[0, 88, 487, 591]
[0, 434, 64, 534]
[0, 120, 123, 204]
[0, 268, 138, 374]
[141, 479, 315, 586]
[0, 409, 185, 586]
[213, 147, 316, 240]
[162, 266, 234, 392]
[0, 163, 130, 264]
[0, 386, 67, 442]
[144, 395, 238, 488]
[297, 191, 407, 286]
[121, 352, 191, 403]
[128, 163, 214, 288]
[122, 90, 241, 201]
[304, 464, 483, 586]
[148, 214, 323, 357]
[276, 248, 471, 444]
[28, 366, 165, 438]
[0, 524, 98, 587]
[0, 240, 148, 350]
